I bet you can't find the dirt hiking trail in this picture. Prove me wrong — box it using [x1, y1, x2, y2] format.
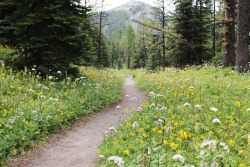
[14, 76, 147, 167]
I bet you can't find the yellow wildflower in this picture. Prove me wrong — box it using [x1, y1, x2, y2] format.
[169, 142, 178, 150]
[177, 150, 182, 154]
[163, 140, 168, 145]
[239, 163, 244, 167]
[152, 127, 158, 133]
[157, 130, 163, 134]
[13, 149, 17, 156]
[3, 109, 7, 117]
[143, 133, 147, 137]
[229, 139, 236, 147]
[236, 101, 241, 107]
[123, 149, 130, 156]
[238, 150, 244, 155]
[129, 131, 135, 136]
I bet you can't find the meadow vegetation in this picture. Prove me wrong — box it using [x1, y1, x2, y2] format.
[0, 67, 124, 165]
[98, 66, 250, 167]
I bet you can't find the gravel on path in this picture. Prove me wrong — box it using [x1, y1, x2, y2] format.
[14, 76, 147, 167]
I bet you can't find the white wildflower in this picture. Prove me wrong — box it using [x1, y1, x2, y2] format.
[173, 154, 185, 163]
[48, 76, 53, 80]
[80, 76, 86, 79]
[57, 71, 62, 74]
[98, 155, 105, 160]
[32, 110, 37, 114]
[149, 91, 155, 96]
[150, 103, 156, 107]
[49, 97, 53, 100]
[247, 108, 250, 111]
[212, 118, 221, 124]
[200, 150, 205, 156]
[137, 107, 142, 112]
[200, 162, 208, 167]
[54, 98, 59, 102]
[157, 119, 163, 125]
[109, 127, 117, 135]
[189, 86, 194, 89]
[32, 68, 35, 71]
[160, 107, 167, 111]
[184, 103, 190, 107]
[223, 145, 230, 152]
[195, 104, 202, 110]
[211, 162, 219, 167]
[108, 156, 124, 167]
[201, 140, 217, 149]
[184, 165, 195, 167]
[40, 95, 46, 99]
[42, 86, 49, 90]
[132, 122, 139, 129]
[210, 107, 218, 112]
[219, 142, 226, 147]
[166, 127, 172, 134]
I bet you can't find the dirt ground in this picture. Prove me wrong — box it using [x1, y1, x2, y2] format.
[11, 76, 147, 167]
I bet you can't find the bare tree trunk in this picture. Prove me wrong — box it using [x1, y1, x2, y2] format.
[236, 0, 250, 72]
[223, 0, 236, 67]
[162, 0, 166, 71]
[212, 0, 216, 57]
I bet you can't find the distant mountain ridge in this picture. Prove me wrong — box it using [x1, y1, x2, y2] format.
[102, 0, 154, 34]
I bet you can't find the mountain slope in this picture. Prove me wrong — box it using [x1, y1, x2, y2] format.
[103, 0, 155, 34]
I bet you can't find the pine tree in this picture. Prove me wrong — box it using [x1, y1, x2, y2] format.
[172, 0, 212, 67]
[0, 0, 94, 74]
[126, 25, 137, 69]
[154, 0, 168, 71]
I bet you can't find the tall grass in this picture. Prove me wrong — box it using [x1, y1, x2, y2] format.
[0, 67, 124, 166]
[98, 66, 250, 166]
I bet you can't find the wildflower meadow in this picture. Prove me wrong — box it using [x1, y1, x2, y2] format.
[0, 67, 124, 165]
[98, 66, 250, 167]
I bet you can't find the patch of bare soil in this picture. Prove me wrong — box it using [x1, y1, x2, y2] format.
[10, 76, 147, 167]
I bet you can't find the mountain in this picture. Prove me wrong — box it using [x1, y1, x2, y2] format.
[102, 0, 155, 34]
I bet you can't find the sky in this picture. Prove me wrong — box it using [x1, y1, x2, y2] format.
[104, 0, 155, 10]
[87, 0, 175, 11]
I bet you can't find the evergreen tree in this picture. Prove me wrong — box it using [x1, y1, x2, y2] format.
[0, 0, 93, 74]
[172, 0, 212, 67]
[154, 0, 168, 71]
[126, 25, 137, 69]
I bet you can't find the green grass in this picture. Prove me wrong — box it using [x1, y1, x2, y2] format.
[98, 66, 250, 167]
[0, 67, 124, 166]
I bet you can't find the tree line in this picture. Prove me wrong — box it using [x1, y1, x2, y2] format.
[0, 0, 249, 74]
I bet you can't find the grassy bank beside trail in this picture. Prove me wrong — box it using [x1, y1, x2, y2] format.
[98, 66, 250, 167]
[0, 67, 124, 166]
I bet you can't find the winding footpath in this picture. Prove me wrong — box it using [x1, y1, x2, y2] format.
[15, 76, 147, 167]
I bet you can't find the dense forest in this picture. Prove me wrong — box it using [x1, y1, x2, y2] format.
[0, 0, 249, 75]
